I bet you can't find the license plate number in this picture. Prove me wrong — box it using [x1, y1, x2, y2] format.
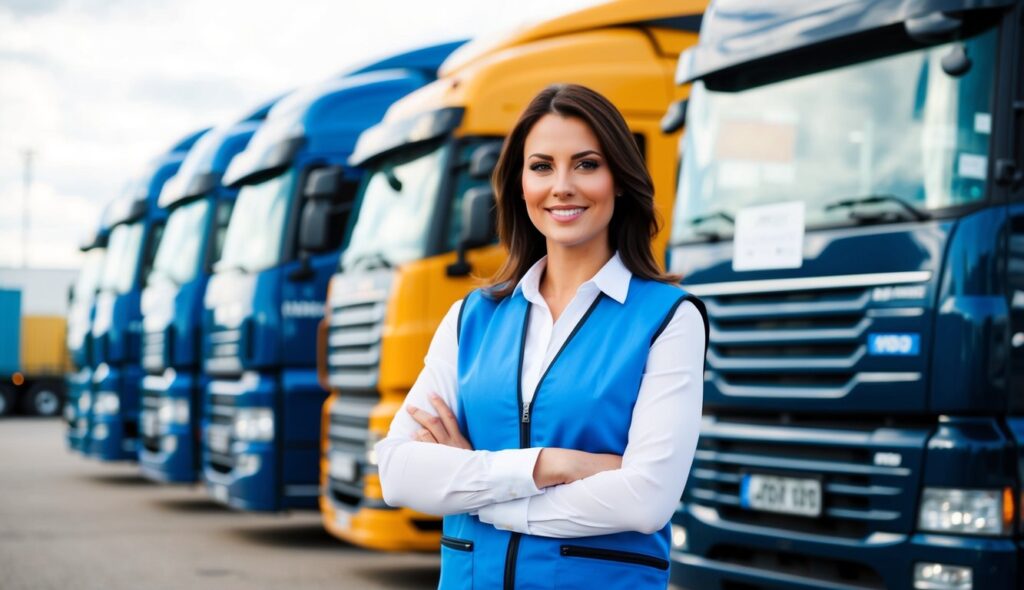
[207, 426, 230, 453]
[329, 451, 357, 481]
[741, 474, 822, 517]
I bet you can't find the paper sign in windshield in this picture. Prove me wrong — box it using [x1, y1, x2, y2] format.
[733, 201, 805, 271]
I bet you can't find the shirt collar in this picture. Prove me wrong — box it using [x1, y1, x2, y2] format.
[515, 251, 631, 305]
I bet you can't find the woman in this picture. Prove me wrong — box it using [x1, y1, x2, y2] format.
[377, 84, 707, 589]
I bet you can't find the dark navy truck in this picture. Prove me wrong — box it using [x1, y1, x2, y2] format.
[201, 41, 462, 512]
[137, 102, 275, 483]
[665, 1, 1024, 588]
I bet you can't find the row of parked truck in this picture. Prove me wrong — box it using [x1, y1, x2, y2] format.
[62, 0, 1024, 588]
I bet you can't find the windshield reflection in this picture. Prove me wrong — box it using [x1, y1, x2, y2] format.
[673, 27, 997, 242]
[149, 198, 210, 287]
[100, 222, 144, 294]
[342, 141, 449, 269]
[217, 169, 294, 273]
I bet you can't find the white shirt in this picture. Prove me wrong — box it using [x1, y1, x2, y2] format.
[376, 252, 705, 538]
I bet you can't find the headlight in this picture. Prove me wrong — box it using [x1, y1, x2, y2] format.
[913, 562, 972, 590]
[93, 391, 120, 415]
[365, 430, 383, 465]
[232, 408, 274, 441]
[918, 487, 1013, 536]
[157, 398, 189, 425]
[671, 524, 688, 550]
[78, 393, 92, 413]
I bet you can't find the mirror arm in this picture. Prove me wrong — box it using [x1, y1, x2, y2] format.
[446, 243, 472, 277]
[288, 251, 316, 282]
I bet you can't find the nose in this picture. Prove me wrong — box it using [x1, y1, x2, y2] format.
[551, 170, 575, 199]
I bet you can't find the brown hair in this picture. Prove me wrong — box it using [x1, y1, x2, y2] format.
[487, 83, 677, 298]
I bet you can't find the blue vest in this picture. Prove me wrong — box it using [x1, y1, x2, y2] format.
[441, 277, 703, 590]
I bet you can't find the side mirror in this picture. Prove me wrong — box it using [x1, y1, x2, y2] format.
[298, 166, 355, 255]
[303, 166, 345, 200]
[447, 187, 496, 277]
[468, 143, 502, 179]
[661, 99, 688, 134]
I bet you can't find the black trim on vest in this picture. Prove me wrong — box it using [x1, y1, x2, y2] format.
[560, 545, 669, 570]
[456, 296, 468, 347]
[650, 294, 710, 357]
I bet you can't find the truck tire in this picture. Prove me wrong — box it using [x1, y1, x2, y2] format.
[0, 385, 14, 417]
[23, 383, 62, 417]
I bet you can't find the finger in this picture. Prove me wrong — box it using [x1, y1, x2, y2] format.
[415, 429, 438, 444]
[428, 394, 462, 440]
[407, 405, 449, 442]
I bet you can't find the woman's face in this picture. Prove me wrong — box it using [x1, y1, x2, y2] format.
[522, 114, 616, 253]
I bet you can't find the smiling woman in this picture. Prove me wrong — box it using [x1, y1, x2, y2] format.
[376, 84, 709, 590]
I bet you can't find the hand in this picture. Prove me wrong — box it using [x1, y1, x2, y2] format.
[406, 393, 473, 450]
[533, 448, 622, 488]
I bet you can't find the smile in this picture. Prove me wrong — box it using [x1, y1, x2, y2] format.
[547, 207, 586, 221]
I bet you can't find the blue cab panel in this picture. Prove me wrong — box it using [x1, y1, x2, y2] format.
[200, 40, 464, 512]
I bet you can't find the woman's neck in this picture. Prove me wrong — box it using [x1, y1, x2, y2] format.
[539, 239, 613, 321]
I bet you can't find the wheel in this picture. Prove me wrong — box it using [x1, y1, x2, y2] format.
[23, 383, 63, 417]
[0, 385, 14, 417]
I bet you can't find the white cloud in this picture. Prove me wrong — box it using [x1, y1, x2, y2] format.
[0, 0, 599, 270]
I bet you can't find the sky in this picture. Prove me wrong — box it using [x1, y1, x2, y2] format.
[0, 0, 600, 270]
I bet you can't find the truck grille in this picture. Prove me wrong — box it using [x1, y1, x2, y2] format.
[205, 327, 243, 376]
[141, 330, 165, 374]
[686, 414, 928, 539]
[206, 394, 236, 473]
[325, 278, 390, 392]
[325, 396, 375, 507]
[140, 390, 161, 453]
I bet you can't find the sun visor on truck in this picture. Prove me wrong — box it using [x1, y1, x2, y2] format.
[104, 194, 148, 227]
[348, 107, 463, 168]
[677, 0, 1017, 87]
[221, 135, 305, 189]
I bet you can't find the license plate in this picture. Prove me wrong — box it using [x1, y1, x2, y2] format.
[741, 474, 822, 517]
[207, 426, 230, 453]
[212, 484, 229, 504]
[329, 451, 357, 481]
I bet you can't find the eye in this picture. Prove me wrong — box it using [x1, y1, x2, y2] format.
[576, 159, 600, 170]
[529, 162, 552, 172]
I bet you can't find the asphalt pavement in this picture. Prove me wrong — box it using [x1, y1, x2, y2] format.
[0, 418, 439, 590]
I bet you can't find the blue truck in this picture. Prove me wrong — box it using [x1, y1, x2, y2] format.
[85, 129, 208, 461]
[201, 40, 463, 511]
[137, 102, 277, 483]
[665, 1, 1024, 589]
[65, 221, 111, 448]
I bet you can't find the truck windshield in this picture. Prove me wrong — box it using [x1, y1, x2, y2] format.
[148, 197, 210, 287]
[672, 27, 997, 243]
[72, 247, 106, 302]
[217, 169, 294, 273]
[99, 222, 144, 294]
[342, 141, 450, 269]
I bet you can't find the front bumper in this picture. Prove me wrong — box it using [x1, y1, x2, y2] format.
[670, 503, 1017, 590]
[85, 364, 140, 462]
[320, 483, 441, 552]
[138, 370, 201, 484]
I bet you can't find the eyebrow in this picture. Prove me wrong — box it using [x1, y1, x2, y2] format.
[527, 149, 603, 161]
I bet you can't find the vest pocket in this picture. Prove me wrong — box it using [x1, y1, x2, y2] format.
[556, 545, 669, 589]
[439, 536, 474, 589]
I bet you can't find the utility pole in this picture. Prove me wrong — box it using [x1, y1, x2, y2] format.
[21, 148, 34, 268]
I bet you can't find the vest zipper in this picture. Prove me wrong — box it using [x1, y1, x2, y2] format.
[559, 545, 669, 570]
[440, 536, 473, 552]
[504, 296, 604, 589]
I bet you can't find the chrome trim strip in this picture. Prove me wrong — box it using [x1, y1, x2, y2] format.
[685, 271, 932, 297]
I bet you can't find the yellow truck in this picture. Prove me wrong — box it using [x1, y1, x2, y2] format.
[318, 0, 705, 551]
[0, 269, 77, 417]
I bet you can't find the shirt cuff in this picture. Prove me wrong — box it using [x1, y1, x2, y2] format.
[487, 447, 544, 501]
[478, 497, 534, 534]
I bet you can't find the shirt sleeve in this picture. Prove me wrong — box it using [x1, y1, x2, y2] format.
[478, 299, 705, 537]
[375, 299, 545, 516]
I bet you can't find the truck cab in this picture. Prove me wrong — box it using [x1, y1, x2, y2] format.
[200, 41, 462, 512]
[138, 102, 275, 483]
[85, 129, 207, 461]
[65, 222, 110, 449]
[667, 1, 1024, 588]
[319, 0, 704, 551]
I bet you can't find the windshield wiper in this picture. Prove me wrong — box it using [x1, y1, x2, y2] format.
[824, 194, 930, 222]
[345, 251, 393, 271]
[684, 209, 735, 242]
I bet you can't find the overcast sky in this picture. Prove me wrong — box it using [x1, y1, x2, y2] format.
[0, 0, 599, 270]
